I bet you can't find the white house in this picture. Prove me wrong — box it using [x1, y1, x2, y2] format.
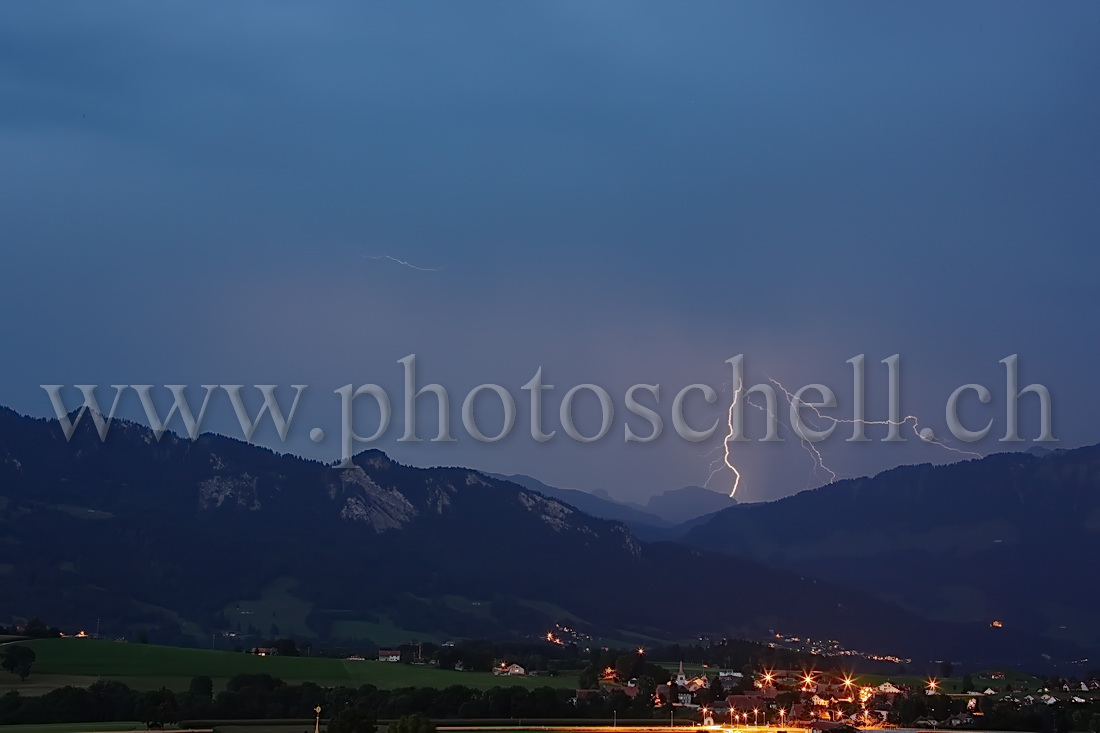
[494, 662, 526, 676]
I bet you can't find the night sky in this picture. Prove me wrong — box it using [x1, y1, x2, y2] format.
[2, 2, 1098, 503]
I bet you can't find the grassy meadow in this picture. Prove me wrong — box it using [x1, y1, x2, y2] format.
[0, 638, 577, 696]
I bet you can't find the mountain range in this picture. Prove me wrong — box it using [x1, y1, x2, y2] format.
[678, 445, 1100, 651]
[488, 473, 736, 530]
[0, 406, 1093, 670]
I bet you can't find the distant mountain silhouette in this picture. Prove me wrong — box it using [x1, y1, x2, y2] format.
[642, 485, 736, 524]
[680, 445, 1100, 651]
[488, 473, 673, 529]
[488, 477, 737, 528]
[0, 406, 1089, 667]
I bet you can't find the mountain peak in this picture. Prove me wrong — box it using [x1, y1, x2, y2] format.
[644, 484, 737, 524]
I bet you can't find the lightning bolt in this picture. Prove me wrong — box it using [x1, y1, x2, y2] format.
[768, 376, 983, 460]
[709, 376, 743, 498]
[708, 375, 985, 499]
[360, 254, 442, 272]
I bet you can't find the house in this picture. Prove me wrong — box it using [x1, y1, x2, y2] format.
[251, 647, 277, 656]
[655, 683, 672, 705]
[685, 674, 711, 692]
[494, 662, 526, 676]
[347, 655, 365, 661]
[947, 713, 975, 727]
[814, 683, 848, 699]
[656, 682, 693, 706]
[790, 702, 812, 721]
[378, 649, 401, 662]
[983, 688, 998, 695]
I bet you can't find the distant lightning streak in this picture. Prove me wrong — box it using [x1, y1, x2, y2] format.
[361, 254, 442, 272]
[767, 376, 984, 482]
[707, 374, 985, 499]
[719, 377, 743, 498]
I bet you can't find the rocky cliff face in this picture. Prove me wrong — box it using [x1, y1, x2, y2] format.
[0, 406, 1088, 666]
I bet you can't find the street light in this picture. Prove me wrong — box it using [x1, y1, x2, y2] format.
[314, 706, 322, 733]
[753, 708, 759, 727]
[779, 708, 786, 727]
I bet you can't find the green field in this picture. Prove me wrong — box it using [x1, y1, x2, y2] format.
[0, 638, 577, 696]
[0, 724, 151, 733]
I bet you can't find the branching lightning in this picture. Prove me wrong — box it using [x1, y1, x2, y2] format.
[768, 376, 984, 460]
[707, 375, 985, 500]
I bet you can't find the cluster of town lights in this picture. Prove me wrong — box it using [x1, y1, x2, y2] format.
[697, 669, 892, 729]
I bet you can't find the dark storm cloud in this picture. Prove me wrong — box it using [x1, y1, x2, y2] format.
[2, 2, 1098, 501]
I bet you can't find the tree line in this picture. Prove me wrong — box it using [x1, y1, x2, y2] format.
[0, 672, 659, 726]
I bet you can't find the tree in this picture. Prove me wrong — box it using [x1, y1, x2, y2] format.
[387, 713, 435, 733]
[961, 674, 974, 692]
[275, 638, 299, 657]
[0, 645, 35, 681]
[634, 675, 658, 715]
[24, 617, 49, 638]
[614, 654, 637, 683]
[188, 675, 213, 699]
[331, 708, 378, 733]
[138, 687, 179, 726]
[939, 661, 954, 679]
